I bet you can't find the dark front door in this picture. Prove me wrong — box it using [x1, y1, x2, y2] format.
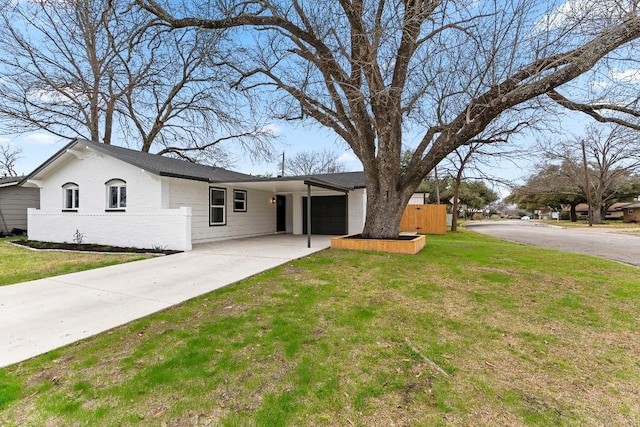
[276, 195, 286, 232]
[302, 195, 347, 235]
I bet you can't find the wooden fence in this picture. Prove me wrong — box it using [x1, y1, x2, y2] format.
[400, 204, 447, 234]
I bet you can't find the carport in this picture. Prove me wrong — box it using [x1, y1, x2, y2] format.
[220, 172, 365, 248]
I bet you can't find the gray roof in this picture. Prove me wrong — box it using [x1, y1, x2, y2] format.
[292, 171, 366, 189]
[23, 139, 256, 184]
[21, 138, 367, 191]
[228, 171, 366, 191]
[623, 201, 640, 208]
[0, 176, 24, 187]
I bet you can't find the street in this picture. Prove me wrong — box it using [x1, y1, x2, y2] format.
[465, 220, 640, 268]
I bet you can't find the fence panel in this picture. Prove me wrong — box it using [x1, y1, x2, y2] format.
[400, 204, 447, 234]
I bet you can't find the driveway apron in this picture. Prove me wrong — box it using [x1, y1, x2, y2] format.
[0, 235, 332, 368]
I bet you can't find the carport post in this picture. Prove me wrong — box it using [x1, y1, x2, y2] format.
[307, 183, 312, 248]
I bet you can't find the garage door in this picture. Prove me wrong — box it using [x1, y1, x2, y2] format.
[302, 195, 347, 235]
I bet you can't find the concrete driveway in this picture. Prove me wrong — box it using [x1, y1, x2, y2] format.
[465, 220, 640, 267]
[0, 235, 332, 368]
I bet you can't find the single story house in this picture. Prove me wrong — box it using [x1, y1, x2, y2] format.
[622, 201, 640, 223]
[564, 202, 631, 220]
[20, 139, 367, 251]
[0, 175, 40, 235]
[408, 192, 430, 205]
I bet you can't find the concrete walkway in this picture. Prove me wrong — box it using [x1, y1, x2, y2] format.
[0, 235, 332, 368]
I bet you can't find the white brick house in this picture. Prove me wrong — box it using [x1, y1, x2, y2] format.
[21, 139, 366, 251]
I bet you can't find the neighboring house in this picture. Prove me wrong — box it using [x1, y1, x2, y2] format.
[408, 192, 430, 205]
[566, 202, 630, 220]
[0, 175, 40, 235]
[622, 201, 640, 223]
[20, 139, 367, 251]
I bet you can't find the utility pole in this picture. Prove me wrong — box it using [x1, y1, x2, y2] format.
[581, 140, 593, 227]
[434, 166, 441, 204]
[280, 152, 285, 177]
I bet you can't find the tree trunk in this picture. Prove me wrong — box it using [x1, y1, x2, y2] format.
[570, 204, 577, 222]
[361, 189, 407, 239]
[450, 171, 463, 232]
[360, 156, 416, 239]
[592, 204, 603, 223]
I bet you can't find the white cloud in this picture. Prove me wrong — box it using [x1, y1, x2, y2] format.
[612, 69, 640, 81]
[337, 151, 358, 163]
[23, 133, 58, 145]
[590, 80, 609, 89]
[261, 123, 282, 136]
[537, 0, 635, 32]
[0, 137, 11, 146]
[336, 150, 363, 171]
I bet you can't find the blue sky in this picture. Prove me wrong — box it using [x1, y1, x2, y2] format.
[2, 0, 637, 200]
[3, 119, 364, 178]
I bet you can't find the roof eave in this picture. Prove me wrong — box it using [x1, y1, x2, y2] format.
[158, 172, 211, 182]
[19, 139, 80, 186]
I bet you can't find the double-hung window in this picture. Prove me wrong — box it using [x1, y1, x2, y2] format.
[233, 189, 247, 212]
[62, 182, 79, 211]
[210, 187, 226, 225]
[106, 179, 126, 210]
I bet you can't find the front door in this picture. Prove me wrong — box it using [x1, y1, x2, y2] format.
[276, 195, 286, 232]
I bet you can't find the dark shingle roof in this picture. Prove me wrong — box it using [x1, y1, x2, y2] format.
[229, 171, 366, 190]
[81, 139, 254, 182]
[24, 139, 255, 183]
[291, 171, 366, 189]
[0, 176, 23, 187]
[22, 138, 367, 190]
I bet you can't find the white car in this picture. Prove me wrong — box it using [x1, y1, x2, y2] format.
[520, 216, 531, 221]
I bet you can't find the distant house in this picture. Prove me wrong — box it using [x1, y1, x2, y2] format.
[20, 139, 367, 251]
[408, 192, 430, 205]
[568, 202, 630, 220]
[0, 176, 40, 235]
[622, 201, 640, 223]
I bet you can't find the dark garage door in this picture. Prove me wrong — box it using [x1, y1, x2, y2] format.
[302, 195, 347, 235]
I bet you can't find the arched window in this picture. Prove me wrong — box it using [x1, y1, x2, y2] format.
[106, 179, 126, 210]
[62, 182, 79, 210]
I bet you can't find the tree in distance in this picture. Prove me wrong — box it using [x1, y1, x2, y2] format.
[285, 149, 345, 176]
[0, 142, 22, 177]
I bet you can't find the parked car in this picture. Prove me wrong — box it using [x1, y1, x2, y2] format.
[520, 216, 531, 221]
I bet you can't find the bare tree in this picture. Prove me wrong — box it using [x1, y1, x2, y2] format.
[540, 124, 640, 223]
[285, 149, 345, 176]
[138, 0, 640, 238]
[0, 143, 22, 177]
[0, 0, 273, 163]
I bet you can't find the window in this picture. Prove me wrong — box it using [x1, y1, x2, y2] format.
[629, 208, 634, 214]
[210, 187, 226, 225]
[233, 189, 247, 212]
[106, 179, 126, 210]
[62, 182, 79, 210]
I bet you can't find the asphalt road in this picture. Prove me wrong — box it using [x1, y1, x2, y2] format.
[465, 220, 640, 268]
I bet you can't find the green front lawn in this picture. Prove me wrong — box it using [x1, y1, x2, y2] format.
[0, 238, 151, 286]
[0, 231, 638, 426]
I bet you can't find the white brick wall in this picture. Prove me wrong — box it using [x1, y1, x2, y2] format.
[27, 207, 192, 251]
[37, 150, 162, 212]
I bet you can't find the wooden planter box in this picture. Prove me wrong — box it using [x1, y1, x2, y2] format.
[331, 234, 426, 255]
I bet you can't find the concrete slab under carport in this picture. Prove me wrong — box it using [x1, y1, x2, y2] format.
[0, 234, 332, 368]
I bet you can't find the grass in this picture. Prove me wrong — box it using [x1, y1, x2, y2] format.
[0, 231, 638, 426]
[0, 237, 152, 286]
[541, 219, 640, 230]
